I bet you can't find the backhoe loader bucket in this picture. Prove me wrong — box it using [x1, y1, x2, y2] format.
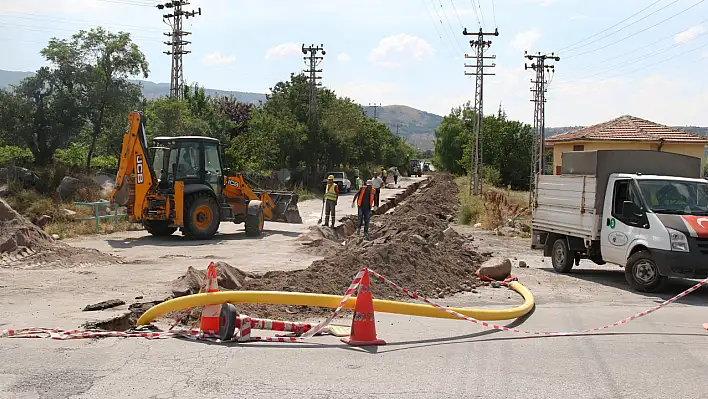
[265, 191, 302, 224]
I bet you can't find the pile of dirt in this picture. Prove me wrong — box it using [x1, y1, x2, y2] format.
[0, 198, 122, 269]
[169, 173, 488, 323]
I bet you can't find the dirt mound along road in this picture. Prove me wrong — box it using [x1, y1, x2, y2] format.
[169, 173, 488, 323]
[0, 199, 122, 269]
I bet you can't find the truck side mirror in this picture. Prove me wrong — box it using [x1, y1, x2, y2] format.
[622, 201, 639, 219]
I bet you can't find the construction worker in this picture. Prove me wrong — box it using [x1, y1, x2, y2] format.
[372, 172, 384, 208]
[381, 167, 388, 184]
[393, 167, 399, 186]
[355, 175, 364, 191]
[352, 179, 375, 239]
[323, 175, 339, 227]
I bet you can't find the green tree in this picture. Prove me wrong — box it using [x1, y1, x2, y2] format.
[41, 27, 148, 169]
[0, 68, 85, 165]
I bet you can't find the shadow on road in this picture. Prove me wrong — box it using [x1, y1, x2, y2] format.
[106, 229, 302, 249]
[537, 266, 708, 307]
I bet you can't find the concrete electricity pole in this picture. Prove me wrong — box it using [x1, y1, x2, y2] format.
[368, 103, 381, 119]
[525, 51, 560, 203]
[302, 44, 325, 129]
[158, 1, 201, 99]
[302, 44, 326, 173]
[463, 27, 499, 196]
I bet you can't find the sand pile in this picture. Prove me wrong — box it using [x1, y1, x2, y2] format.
[0, 199, 122, 269]
[170, 173, 487, 322]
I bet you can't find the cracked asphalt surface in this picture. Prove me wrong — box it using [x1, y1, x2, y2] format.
[3, 182, 708, 398]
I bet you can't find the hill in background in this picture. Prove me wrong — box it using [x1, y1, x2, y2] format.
[3, 69, 707, 152]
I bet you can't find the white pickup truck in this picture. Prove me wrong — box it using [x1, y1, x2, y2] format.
[532, 150, 708, 292]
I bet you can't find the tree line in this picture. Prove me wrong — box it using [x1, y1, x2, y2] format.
[433, 103, 535, 189]
[0, 27, 414, 186]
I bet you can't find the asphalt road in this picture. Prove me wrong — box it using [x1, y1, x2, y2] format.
[3, 184, 708, 398]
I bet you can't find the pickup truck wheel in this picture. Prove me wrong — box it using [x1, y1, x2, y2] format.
[551, 238, 574, 273]
[625, 250, 666, 292]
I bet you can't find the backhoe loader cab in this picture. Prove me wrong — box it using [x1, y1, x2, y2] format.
[110, 111, 302, 240]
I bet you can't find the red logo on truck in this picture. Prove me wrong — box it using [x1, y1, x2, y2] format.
[681, 216, 708, 238]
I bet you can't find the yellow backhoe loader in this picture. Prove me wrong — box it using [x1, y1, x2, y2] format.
[109, 111, 302, 239]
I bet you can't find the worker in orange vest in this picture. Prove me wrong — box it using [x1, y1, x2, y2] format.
[352, 179, 375, 239]
[323, 174, 339, 227]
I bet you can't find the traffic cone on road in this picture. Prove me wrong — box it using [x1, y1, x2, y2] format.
[341, 269, 386, 346]
[199, 262, 220, 333]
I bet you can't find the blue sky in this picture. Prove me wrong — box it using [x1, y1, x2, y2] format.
[0, 0, 707, 127]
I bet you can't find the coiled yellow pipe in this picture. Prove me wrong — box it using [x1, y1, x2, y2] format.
[136, 281, 534, 325]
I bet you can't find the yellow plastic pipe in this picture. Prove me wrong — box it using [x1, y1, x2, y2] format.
[136, 281, 534, 325]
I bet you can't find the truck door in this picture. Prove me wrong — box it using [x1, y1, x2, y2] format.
[203, 143, 222, 198]
[600, 177, 648, 265]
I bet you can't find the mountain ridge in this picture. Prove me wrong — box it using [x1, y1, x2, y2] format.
[2, 69, 707, 151]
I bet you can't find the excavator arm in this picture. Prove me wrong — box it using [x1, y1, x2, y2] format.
[110, 111, 156, 220]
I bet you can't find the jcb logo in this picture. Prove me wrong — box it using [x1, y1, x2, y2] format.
[136, 155, 144, 184]
[227, 179, 239, 188]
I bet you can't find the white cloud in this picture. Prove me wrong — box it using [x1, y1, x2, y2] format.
[569, 15, 587, 20]
[202, 51, 235, 66]
[369, 33, 434, 68]
[525, 0, 560, 6]
[675, 25, 706, 43]
[264, 42, 302, 61]
[333, 81, 402, 102]
[509, 29, 541, 52]
[337, 52, 351, 62]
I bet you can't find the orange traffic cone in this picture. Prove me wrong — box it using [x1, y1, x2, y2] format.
[341, 269, 386, 346]
[199, 262, 220, 333]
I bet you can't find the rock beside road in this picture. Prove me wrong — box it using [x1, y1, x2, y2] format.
[479, 258, 512, 280]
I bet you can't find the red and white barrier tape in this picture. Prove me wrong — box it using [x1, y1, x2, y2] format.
[368, 269, 708, 336]
[4, 267, 706, 342]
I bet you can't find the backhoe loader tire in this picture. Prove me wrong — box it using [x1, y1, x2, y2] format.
[143, 221, 177, 237]
[245, 202, 265, 238]
[183, 193, 220, 239]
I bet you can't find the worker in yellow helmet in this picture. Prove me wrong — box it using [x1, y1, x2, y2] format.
[323, 174, 340, 227]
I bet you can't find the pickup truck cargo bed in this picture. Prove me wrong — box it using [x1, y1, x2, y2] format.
[533, 175, 599, 240]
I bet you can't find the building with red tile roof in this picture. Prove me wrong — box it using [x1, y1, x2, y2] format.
[546, 115, 707, 175]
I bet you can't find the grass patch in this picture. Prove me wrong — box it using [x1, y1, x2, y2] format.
[294, 182, 320, 201]
[46, 218, 143, 240]
[455, 176, 530, 229]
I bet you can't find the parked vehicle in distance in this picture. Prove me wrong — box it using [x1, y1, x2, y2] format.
[409, 159, 422, 177]
[322, 172, 351, 193]
[422, 162, 430, 172]
[532, 150, 708, 293]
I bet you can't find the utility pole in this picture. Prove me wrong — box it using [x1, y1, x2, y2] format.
[302, 44, 326, 173]
[158, 1, 201, 100]
[525, 51, 560, 204]
[463, 27, 499, 196]
[394, 123, 402, 135]
[368, 103, 381, 119]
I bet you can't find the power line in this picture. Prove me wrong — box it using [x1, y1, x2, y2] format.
[576, 17, 708, 69]
[428, 0, 463, 54]
[556, 0, 663, 52]
[564, 0, 706, 60]
[490, 0, 497, 28]
[450, 0, 466, 28]
[420, 0, 458, 57]
[468, 0, 482, 29]
[437, 0, 465, 51]
[572, 30, 708, 80]
[95, 0, 156, 7]
[302, 44, 326, 173]
[0, 12, 163, 33]
[554, 39, 708, 91]
[0, 21, 162, 42]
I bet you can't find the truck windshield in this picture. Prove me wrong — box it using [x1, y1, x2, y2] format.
[637, 179, 708, 215]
